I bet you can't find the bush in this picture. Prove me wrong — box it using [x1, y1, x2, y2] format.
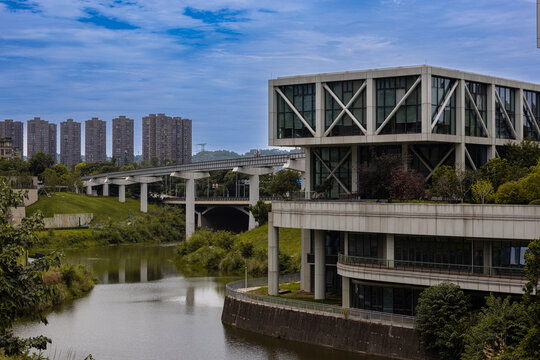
[495, 181, 527, 204]
[415, 282, 470, 359]
[529, 199, 540, 205]
[248, 200, 271, 225]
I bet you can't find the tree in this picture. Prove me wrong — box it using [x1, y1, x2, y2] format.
[29, 152, 54, 176]
[462, 295, 528, 360]
[0, 178, 59, 355]
[495, 180, 527, 204]
[52, 164, 70, 177]
[357, 150, 403, 199]
[415, 282, 470, 359]
[478, 158, 528, 191]
[471, 179, 495, 204]
[389, 166, 426, 200]
[40, 168, 58, 192]
[267, 170, 300, 199]
[431, 165, 475, 202]
[502, 139, 540, 169]
[248, 200, 271, 225]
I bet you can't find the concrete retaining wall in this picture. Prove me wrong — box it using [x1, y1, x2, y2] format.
[43, 213, 93, 228]
[221, 297, 439, 360]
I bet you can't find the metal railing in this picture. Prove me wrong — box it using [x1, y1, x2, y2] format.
[165, 196, 280, 202]
[338, 254, 526, 279]
[225, 274, 416, 328]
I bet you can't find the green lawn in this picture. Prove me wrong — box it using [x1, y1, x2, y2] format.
[26, 192, 156, 224]
[236, 223, 301, 257]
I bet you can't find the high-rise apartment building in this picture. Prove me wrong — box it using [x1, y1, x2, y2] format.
[142, 113, 192, 164]
[0, 137, 22, 159]
[27, 117, 57, 161]
[112, 115, 134, 166]
[85, 117, 107, 164]
[0, 120, 23, 151]
[60, 119, 81, 168]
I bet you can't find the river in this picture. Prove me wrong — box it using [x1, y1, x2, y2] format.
[15, 244, 385, 360]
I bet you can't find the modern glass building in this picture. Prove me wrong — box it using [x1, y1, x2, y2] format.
[266, 65, 540, 316]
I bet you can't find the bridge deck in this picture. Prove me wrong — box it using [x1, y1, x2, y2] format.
[82, 153, 304, 180]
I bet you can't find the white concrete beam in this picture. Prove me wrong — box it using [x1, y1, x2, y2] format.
[283, 159, 305, 173]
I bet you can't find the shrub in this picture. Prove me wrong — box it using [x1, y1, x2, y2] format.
[239, 241, 255, 258]
[389, 166, 426, 200]
[248, 200, 271, 225]
[495, 181, 527, 204]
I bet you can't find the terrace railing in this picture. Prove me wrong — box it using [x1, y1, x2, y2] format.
[225, 274, 417, 328]
[338, 254, 526, 279]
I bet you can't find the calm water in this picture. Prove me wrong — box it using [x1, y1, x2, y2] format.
[15, 244, 384, 360]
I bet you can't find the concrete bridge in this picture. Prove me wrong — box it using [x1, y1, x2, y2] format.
[164, 196, 277, 233]
[81, 153, 305, 237]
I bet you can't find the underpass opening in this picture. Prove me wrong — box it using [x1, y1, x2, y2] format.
[200, 206, 249, 233]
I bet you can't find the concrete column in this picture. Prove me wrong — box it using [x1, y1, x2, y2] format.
[421, 67, 432, 139]
[487, 145, 497, 160]
[455, 143, 466, 169]
[366, 75, 375, 137]
[314, 230, 325, 300]
[304, 149, 312, 199]
[103, 183, 109, 197]
[342, 276, 350, 309]
[483, 240, 492, 275]
[268, 213, 279, 296]
[171, 171, 209, 239]
[351, 145, 358, 193]
[86, 184, 92, 196]
[301, 229, 311, 291]
[401, 143, 409, 169]
[516, 88, 524, 141]
[119, 185, 126, 203]
[487, 84, 497, 144]
[140, 183, 148, 213]
[196, 211, 202, 228]
[386, 234, 394, 268]
[315, 81, 324, 138]
[457, 79, 466, 139]
[248, 174, 259, 229]
[186, 178, 195, 238]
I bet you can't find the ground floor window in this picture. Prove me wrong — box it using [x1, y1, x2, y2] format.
[350, 280, 423, 316]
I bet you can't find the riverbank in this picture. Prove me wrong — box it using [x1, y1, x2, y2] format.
[41, 263, 96, 310]
[33, 206, 185, 249]
[174, 224, 301, 276]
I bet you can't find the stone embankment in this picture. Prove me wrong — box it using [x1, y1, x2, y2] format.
[222, 296, 439, 360]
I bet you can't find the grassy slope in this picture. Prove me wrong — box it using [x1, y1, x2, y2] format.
[26, 192, 157, 224]
[236, 223, 301, 257]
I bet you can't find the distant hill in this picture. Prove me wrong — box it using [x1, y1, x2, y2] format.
[192, 148, 301, 162]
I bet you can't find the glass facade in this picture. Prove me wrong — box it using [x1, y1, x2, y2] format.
[492, 240, 529, 268]
[277, 84, 315, 138]
[348, 233, 382, 258]
[351, 280, 423, 316]
[325, 80, 366, 136]
[495, 86, 516, 139]
[523, 90, 540, 141]
[376, 76, 422, 134]
[409, 143, 454, 177]
[431, 76, 457, 134]
[395, 235, 473, 267]
[466, 144, 488, 169]
[312, 147, 352, 198]
[465, 81, 488, 137]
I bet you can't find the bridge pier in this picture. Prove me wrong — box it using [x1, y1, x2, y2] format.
[129, 176, 162, 213]
[232, 166, 274, 230]
[119, 185, 126, 203]
[103, 183, 109, 197]
[171, 171, 210, 238]
[86, 184, 92, 196]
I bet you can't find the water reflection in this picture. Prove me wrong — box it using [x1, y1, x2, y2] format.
[16, 244, 388, 360]
[59, 244, 179, 284]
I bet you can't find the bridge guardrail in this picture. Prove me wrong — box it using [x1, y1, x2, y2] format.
[225, 274, 416, 328]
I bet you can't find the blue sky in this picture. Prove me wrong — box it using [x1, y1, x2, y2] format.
[0, 0, 539, 156]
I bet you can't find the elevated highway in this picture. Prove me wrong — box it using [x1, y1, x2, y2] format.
[80, 154, 305, 237]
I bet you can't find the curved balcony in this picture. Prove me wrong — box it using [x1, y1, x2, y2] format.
[337, 254, 527, 294]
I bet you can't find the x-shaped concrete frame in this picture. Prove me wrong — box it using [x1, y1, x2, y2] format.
[312, 148, 352, 194]
[323, 82, 367, 136]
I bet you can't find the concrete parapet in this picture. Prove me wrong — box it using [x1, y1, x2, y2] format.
[43, 213, 93, 228]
